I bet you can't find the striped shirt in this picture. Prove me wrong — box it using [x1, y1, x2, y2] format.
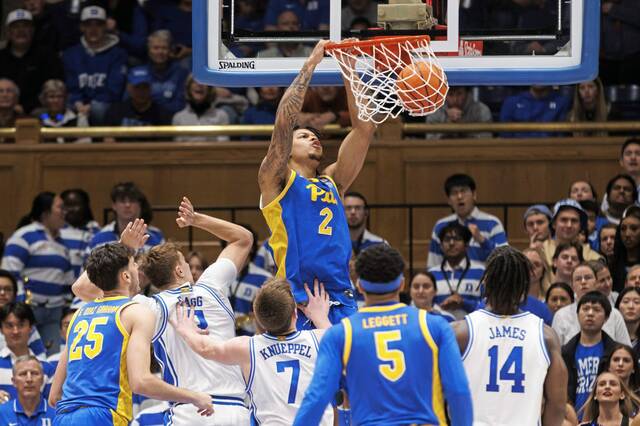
[229, 263, 273, 335]
[427, 207, 508, 268]
[60, 220, 101, 279]
[132, 401, 169, 426]
[351, 229, 387, 255]
[88, 221, 165, 253]
[0, 347, 54, 400]
[429, 257, 485, 320]
[0, 328, 47, 360]
[1, 222, 73, 307]
[253, 240, 276, 275]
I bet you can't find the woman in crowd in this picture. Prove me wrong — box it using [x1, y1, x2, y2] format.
[617, 287, 640, 352]
[612, 206, 640, 291]
[603, 344, 640, 398]
[523, 246, 551, 299]
[32, 79, 89, 143]
[552, 241, 583, 284]
[567, 78, 609, 137]
[172, 75, 231, 141]
[570, 180, 599, 202]
[408, 271, 455, 322]
[579, 371, 640, 425]
[187, 251, 209, 283]
[546, 282, 575, 315]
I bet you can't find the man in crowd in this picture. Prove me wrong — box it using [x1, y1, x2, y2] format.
[145, 30, 188, 115]
[0, 8, 63, 113]
[500, 85, 571, 138]
[0, 78, 22, 130]
[428, 173, 507, 268]
[62, 5, 127, 124]
[104, 66, 172, 132]
[542, 199, 602, 270]
[425, 86, 493, 139]
[89, 182, 164, 252]
[344, 192, 387, 256]
[561, 291, 617, 412]
[0, 355, 56, 424]
[523, 204, 553, 250]
[60, 188, 100, 280]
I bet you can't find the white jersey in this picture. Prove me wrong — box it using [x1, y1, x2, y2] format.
[247, 330, 333, 426]
[134, 258, 248, 424]
[463, 310, 550, 426]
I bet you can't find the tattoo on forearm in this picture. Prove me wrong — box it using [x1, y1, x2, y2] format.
[259, 62, 315, 189]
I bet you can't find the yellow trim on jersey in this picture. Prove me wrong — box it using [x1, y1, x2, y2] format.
[260, 169, 297, 211]
[342, 318, 353, 374]
[111, 409, 129, 426]
[94, 295, 129, 303]
[115, 302, 134, 421]
[419, 310, 447, 425]
[359, 303, 406, 313]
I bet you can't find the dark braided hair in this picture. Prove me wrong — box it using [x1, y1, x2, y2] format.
[482, 246, 531, 315]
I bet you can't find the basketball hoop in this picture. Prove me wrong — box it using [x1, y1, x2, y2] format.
[325, 35, 449, 124]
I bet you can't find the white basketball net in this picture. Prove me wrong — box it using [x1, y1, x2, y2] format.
[326, 36, 449, 124]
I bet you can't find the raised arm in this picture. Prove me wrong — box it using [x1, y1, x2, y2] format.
[542, 325, 568, 426]
[170, 303, 250, 366]
[176, 197, 253, 272]
[48, 346, 68, 407]
[258, 40, 330, 205]
[124, 303, 214, 416]
[322, 56, 376, 194]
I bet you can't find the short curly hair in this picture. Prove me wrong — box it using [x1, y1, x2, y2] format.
[355, 244, 405, 292]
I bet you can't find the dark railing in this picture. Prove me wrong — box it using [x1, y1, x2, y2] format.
[104, 201, 549, 274]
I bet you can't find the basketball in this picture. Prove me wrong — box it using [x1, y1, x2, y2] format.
[396, 61, 448, 115]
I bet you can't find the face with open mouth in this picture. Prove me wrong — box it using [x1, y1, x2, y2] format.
[594, 372, 624, 403]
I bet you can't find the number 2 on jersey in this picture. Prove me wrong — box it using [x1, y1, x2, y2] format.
[486, 345, 525, 393]
[68, 317, 109, 361]
[318, 207, 333, 236]
[276, 360, 300, 404]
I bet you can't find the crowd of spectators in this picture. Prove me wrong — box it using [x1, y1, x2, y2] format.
[0, 0, 636, 142]
[2, 138, 640, 421]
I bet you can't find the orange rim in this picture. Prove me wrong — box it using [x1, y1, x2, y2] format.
[325, 35, 431, 52]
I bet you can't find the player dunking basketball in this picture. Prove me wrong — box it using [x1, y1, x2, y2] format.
[452, 246, 568, 426]
[259, 40, 376, 328]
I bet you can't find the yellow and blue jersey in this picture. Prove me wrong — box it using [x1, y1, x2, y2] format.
[294, 302, 473, 426]
[56, 296, 134, 425]
[261, 170, 351, 304]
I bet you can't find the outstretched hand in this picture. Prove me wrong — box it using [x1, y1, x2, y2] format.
[176, 197, 196, 228]
[298, 279, 331, 329]
[308, 40, 331, 66]
[119, 218, 149, 250]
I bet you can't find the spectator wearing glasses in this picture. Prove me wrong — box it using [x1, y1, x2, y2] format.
[428, 221, 485, 320]
[427, 173, 507, 268]
[344, 192, 386, 256]
[612, 206, 640, 292]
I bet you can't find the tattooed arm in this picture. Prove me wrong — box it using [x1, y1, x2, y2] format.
[258, 40, 330, 206]
[323, 55, 376, 195]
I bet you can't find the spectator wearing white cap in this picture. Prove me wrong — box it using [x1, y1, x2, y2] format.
[61, 5, 127, 125]
[541, 199, 603, 272]
[0, 9, 63, 114]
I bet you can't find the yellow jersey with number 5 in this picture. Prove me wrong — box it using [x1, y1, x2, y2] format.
[57, 296, 135, 423]
[261, 170, 351, 304]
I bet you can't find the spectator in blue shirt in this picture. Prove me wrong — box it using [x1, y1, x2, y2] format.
[241, 87, 283, 139]
[499, 86, 571, 138]
[429, 221, 485, 320]
[344, 192, 387, 255]
[427, 173, 508, 268]
[89, 182, 164, 253]
[264, 0, 330, 31]
[0, 355, 55, 425]
[62, 6, 128, 125]
[59, 189, 100, 280]
[144, 30, 188, 115]
[146, 0, 192, 66]
[0, 303, 55, 401]
[0, 193, 72, 353]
